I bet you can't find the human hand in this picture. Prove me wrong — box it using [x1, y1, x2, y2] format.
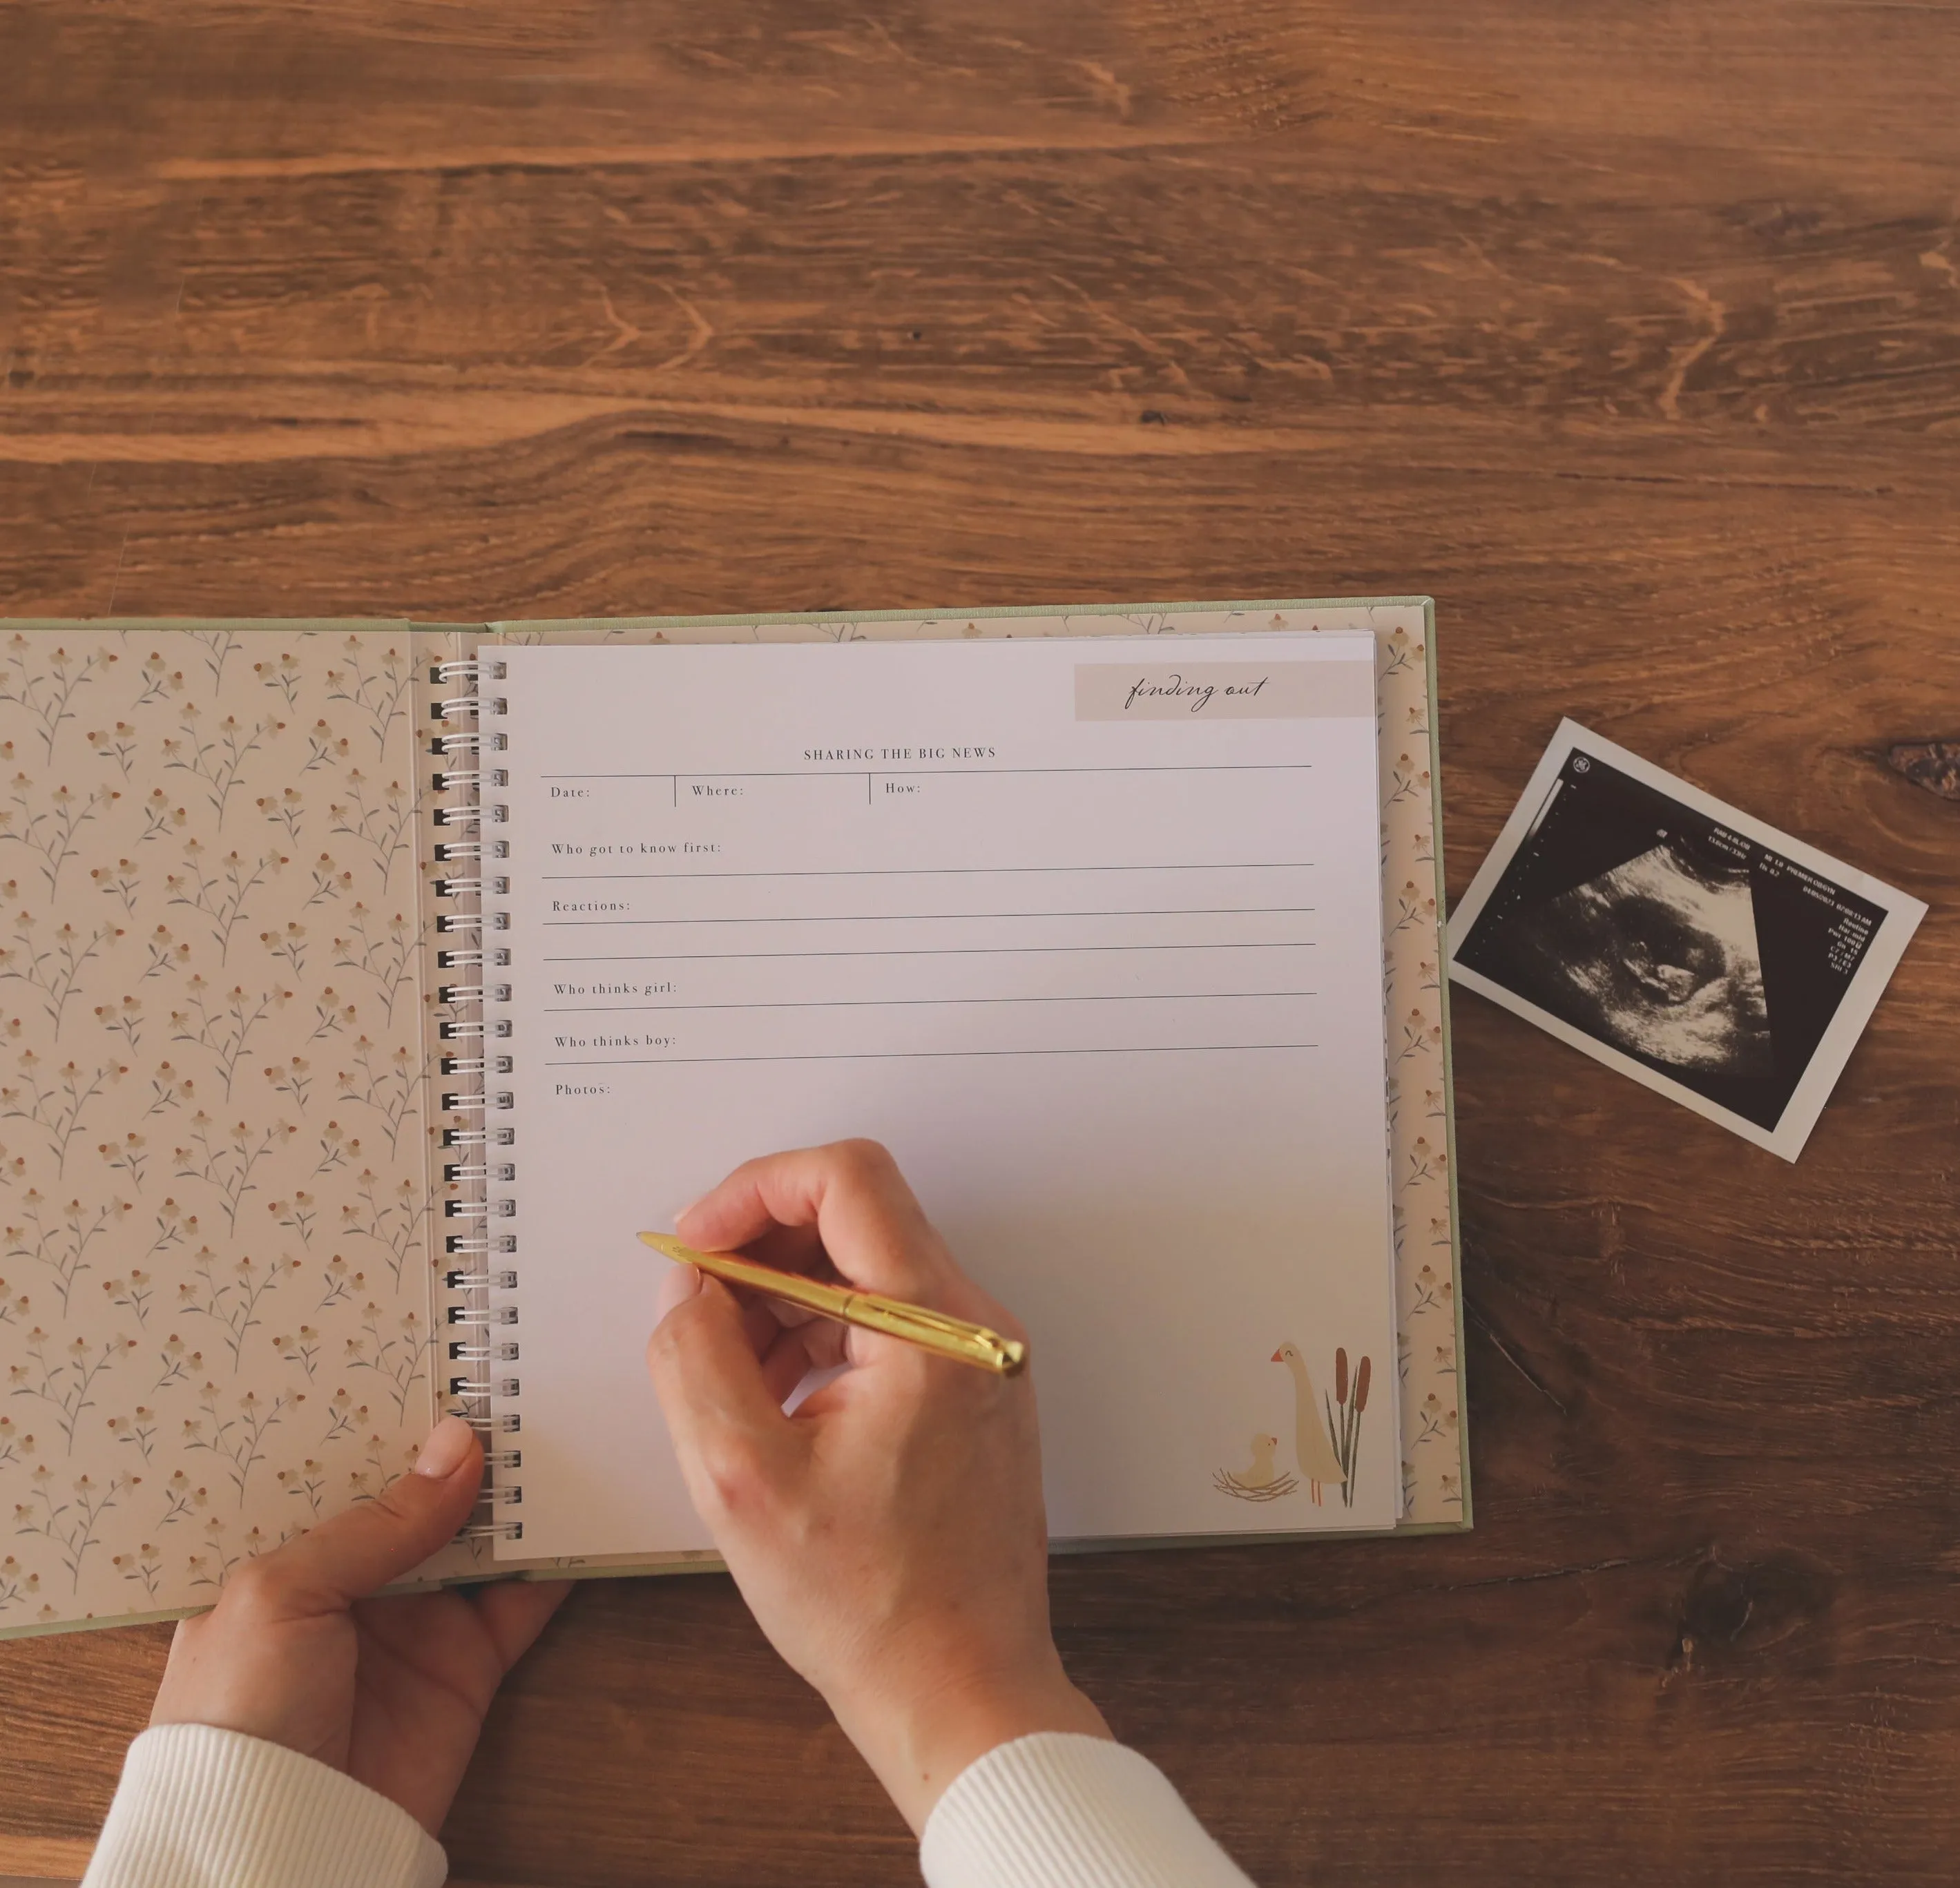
[149, 1414, 570, 1833]
[645, 1139, 1110, 1833]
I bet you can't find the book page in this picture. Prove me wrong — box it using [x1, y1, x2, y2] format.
[0, 624, 439, 1638]
[484, 633, 1400, 1558]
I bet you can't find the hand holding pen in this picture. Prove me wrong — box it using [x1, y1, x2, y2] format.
[642, 1138, 1110, 1833]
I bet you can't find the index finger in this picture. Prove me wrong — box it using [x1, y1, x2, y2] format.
[674, 1139, 957, 1303]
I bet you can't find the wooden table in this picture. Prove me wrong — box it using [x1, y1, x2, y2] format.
[2, 4, 1955, 1883]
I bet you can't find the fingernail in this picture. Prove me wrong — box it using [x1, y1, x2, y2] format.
[673, 1195, 709, 1231]
[414, 1413, 474, 1478]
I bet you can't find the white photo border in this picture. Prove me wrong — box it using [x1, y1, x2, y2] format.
[1447, 718, 1928, 1162]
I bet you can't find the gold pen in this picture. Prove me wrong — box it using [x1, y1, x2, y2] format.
[637, 1232, 1028, 1377]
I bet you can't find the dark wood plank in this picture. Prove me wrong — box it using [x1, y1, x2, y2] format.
[2, 2, 1957, 1883]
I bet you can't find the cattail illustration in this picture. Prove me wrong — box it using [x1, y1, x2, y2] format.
[1325, 1350, 1373, 1508]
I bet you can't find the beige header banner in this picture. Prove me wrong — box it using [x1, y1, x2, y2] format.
[1075, 660, 1373, 721]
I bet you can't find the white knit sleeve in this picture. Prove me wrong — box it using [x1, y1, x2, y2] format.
[919, 1732, 1255, 1888]
[82, 1724, 447, 1888]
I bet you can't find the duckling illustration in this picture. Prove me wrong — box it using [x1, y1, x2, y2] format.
[1211, 1431, 1298, 1503]
[1271, 1341, 1346, 1505]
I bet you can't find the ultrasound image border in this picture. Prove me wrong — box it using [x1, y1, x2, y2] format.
[1447, 719, 1926, 1162]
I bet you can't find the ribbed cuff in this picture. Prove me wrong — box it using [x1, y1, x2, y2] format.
[920, 1731, 1253, 1888]
[83, 1724, 447, 1888]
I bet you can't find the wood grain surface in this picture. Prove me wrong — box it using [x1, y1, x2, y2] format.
[2, 3, 1957, 1883]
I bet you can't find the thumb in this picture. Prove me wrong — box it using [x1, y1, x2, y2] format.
[257, 1414, 485, 1610]
[646, 1271, 799, 1522]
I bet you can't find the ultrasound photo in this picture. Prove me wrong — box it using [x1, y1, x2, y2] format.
[1495, 827, 1776, 1085]
[1448, 724, 1924, 1157]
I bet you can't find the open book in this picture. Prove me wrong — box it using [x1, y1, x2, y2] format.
[0, 601, 1466, 1638]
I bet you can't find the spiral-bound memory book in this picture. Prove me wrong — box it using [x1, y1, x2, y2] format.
[1, 601, 1467, 1638]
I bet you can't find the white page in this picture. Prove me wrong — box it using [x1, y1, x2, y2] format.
[483, 634, 1399, 1558]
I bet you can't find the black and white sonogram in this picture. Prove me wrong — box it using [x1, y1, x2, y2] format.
[1448, 728, 1922, 1155]
[1488, 821, 1778, 1086]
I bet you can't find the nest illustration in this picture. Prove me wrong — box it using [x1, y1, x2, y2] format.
[1211, 1467, 1300, 1503]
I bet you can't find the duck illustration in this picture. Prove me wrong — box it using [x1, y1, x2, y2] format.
[1271, 1342, 1346, 1505]
[1211, 1431, 1298, 1503]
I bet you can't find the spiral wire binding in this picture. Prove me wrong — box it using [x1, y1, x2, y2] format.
[432, 655, 523, 1543]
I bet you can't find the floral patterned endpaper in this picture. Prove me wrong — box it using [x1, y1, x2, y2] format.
[0, 625, 439, 1632]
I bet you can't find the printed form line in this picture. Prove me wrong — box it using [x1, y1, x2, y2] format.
[543, 942, 1318, 963]
[540, 764, 1318, 780]
[537, 863, 1318, 881]
[543, 992, 1318, 1014]
[539, 906, 1318, 927]
[546, 1044, 1322, 1068]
